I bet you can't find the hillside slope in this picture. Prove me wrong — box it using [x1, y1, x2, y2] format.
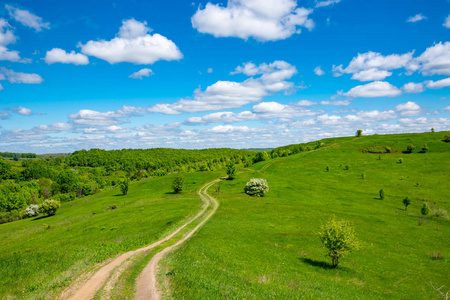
[159, 132, 450, 299]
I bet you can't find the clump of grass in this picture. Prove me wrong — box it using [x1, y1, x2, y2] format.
[430, 251, 443, 260]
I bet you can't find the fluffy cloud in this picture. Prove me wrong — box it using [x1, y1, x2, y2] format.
[191, 0, 314, 41]
[407, 14, 426, 23]
[205, 125, 250, 133]
[83, 125, 129, 134]
[333, 51, 413, 81]
[345, 81, 402, 98]
[80, 19, 182, 64]
[320, 100, 351, 105]
[402, 82, 424, 93]
[69, 105, 146, 126]
[129, 68, 154, 79]
[0, 122, 73, 143]
[0, 112, 10, 119]
[297, 100, 317, 106]
[185, 111, 257, 124]
[408, 42, 450, 76]
[149, 61, 297, 114]
[5, 4, 50, 31]
[425, 77, 450, 89]
[444, 14, 450, 28]
[395, 101, 422, 117]
[315, 0, 341, 8]
[0, 19, 16, 46]
[13, 106, 32, 116]
[44, 48, 89, 65]
[0, 67, 43, 84]
[314, 66, 325, 76]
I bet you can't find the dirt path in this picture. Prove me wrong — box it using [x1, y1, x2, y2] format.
[60, 179, 220, 300]
[135, 179, 220, 300]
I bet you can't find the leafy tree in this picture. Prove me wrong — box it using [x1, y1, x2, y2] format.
[244, 178, 269, 197]
[421, 203, 430, 216]
[431, 128, 435, 133]
[119, 178, 130, 195]
[444, 135, 450, 142]
[226, 162, 236, 180]
[356, 129, 363, 137]
[421, 144, 429, 153]
[318, 217, 361, 268]
[253, 151, 269, 163]
[39, 199, 61, 216]
[406, 143, 415, 153]
[403, 197, 411, 211]
[172, 175, 184, 194]
[379, 189, 385, 200]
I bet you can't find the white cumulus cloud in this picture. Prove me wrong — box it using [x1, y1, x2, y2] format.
[402, 82, 424, 93]
[0, 67, 43, 84]
[44, 48, 89, 65]
[191, 0, 314, 41]
[395, 101, 422, 117]
[443, 14, 450, 28]
[314, 66, 325, 76]
[315, 0, 341, 8]
[13, 106, 32, 115]
[408, 42, 450, 76]
[345, 81, 402, 98]
[425, 77, 450, 89]
[81, 18, 183, 64]
[407, 14, 426, 23]
[129, 68, 154, 79]
[148, 60, 297, 114]
[5, 4, 50, 31]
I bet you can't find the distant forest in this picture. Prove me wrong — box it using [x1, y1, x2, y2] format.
[0, 141, 324, 224]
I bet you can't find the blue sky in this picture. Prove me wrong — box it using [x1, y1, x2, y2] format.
[0, 0, 449, 153]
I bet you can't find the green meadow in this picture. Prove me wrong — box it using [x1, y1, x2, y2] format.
[0, 171, 219, 299]
[0, 131, 449, 299]
[160, 132, 450, 299]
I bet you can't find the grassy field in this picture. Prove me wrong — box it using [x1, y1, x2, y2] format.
[0, 171, 219, 299]
[159, 132, 450, 299]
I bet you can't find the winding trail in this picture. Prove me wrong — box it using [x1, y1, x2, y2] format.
[60, 179, 221, 300]
[135, 179, 220, 300]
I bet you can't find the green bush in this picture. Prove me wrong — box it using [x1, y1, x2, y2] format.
[244, 178, 269, 197]
[172, 175, 184, 194]
[421, 144, 429, 153]
[119, 178, 130, 195]
[406, 143, 415, 153]
[39, 199, 61, 216]
[226, 162, 236, 180]
[421, 203, 430, 216]
[379, 189, 385, 200]
[318, 216, 361, 268]
[403, 197, 411, 211]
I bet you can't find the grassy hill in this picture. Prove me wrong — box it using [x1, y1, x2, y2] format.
[159, 132, 450, 299]
[0, 131, 448, 299]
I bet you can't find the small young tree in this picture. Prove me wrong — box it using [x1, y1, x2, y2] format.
[226, 162, 236, 180]
[379, 189, 385, 200]
[39, 199, 61, 216]
[431, 128, 435, 133]
[421, 144, 429, 153]
[318, 217, 361, 268]
[244, 178, 269, 197]
[403, 197, 411, 211]
[119, 178, 130, 195]
[172, 175, 184, 194]
[356, 129, 363, 137]
[406, 143, 415, 153]
[421, 203, 430, 216]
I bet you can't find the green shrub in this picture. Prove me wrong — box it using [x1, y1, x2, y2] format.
[318, 216, 361, 268]
[406, 143, 415, 153]
[39, 199, 61, 216]
[403, 197, 411, 211]
[444, 135, 450, 142]
[421, 203, 430, 216]
[226, 162, 236, 180]
[244, 178, 269, 197]
[379, 189, 385, 200]
[356, 129, 362, 137]
[119, 178, 130, 195]
[421, 144, 429, 153]
[398, 158, 403, 164]
[172, 175, 184, 194]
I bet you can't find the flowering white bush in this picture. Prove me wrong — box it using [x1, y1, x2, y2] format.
[23, 204, 40, 218]
[244, 178, 269, 197]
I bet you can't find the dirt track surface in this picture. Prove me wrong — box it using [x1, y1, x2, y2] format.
[60, 179, 220, 300]
[135, 179, 220, 300]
